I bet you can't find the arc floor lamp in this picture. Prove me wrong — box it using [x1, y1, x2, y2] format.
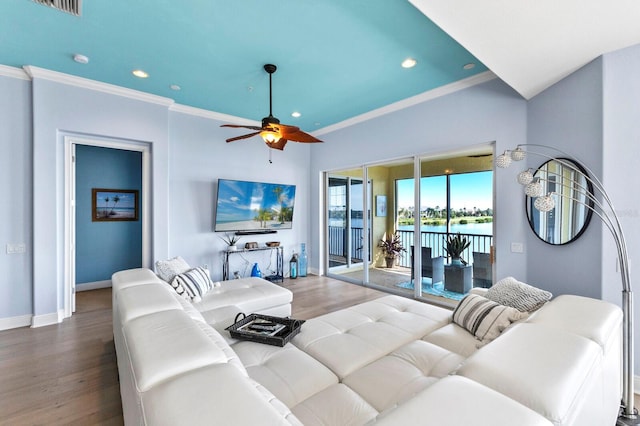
[496, 144, 636, 425]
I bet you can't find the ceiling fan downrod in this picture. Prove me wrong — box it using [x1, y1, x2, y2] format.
[264, 64, 277, 122]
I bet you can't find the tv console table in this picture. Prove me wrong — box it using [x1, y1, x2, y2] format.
[222, 246, 284, 282]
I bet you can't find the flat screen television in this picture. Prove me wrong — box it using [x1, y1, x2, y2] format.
[214, 179, 296, 233]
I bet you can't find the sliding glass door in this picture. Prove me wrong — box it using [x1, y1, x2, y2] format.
[326, 171, 371, 283]
[324, 147, 494, 304]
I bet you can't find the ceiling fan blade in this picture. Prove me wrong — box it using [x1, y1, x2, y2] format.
[267, 138, 288, 151]
[221, 124, 264, 131]
[276, 124, 323, 143]
[226, 131, 261, 143]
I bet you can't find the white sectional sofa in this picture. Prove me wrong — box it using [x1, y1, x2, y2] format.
[112, 268, 623, 426]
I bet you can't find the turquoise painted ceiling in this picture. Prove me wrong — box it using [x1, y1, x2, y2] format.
[0, 0, 488, 130]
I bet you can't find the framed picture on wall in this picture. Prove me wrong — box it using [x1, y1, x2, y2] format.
[92, 188, 139, 222]
[375, 195, 387, 217]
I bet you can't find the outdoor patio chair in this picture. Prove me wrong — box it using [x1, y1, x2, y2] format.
[410, 246, 445, 284]
[472, 251, 492, 288]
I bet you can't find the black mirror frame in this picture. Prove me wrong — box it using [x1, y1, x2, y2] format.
[525, 158, 594, 246]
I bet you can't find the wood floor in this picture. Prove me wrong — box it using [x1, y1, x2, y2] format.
[0, 275, 386, 425]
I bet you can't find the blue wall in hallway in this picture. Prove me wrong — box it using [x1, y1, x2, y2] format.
[75, 145, 142, 284]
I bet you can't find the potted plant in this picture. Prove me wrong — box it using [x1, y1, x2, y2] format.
[220, 233, 241, 251]
[379, 232, 406, 268]
[443, 232, 470, 266]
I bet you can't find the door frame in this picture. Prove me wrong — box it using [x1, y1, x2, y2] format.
[63, 135, 151, 317]
[324, 168, 372, 283]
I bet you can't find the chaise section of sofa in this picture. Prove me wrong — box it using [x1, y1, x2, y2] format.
[112, 268, 299, 425]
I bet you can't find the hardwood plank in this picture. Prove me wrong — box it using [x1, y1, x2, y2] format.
[0, 276, 386, 425]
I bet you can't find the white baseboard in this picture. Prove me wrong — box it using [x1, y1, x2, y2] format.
[0, 314, 32, 331]
[76, 280, 112, 291]
[31, 310, 64, 328]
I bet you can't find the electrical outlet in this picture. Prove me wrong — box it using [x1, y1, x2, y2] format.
[6, 243, 26, 254]
[510, 242, 524, 253]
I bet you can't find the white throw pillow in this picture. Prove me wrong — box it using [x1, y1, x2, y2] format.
[155, 256, 191, 283]
[485, 276, 552, 312]
[453, 294, 528, 344]
[171, 267, 215, 303]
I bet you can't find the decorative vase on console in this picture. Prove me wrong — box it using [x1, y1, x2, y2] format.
[299, 243, 308, 277]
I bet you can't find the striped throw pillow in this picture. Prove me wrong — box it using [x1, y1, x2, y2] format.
[171, 267, 214, 303]
[453, 294, 528, 343]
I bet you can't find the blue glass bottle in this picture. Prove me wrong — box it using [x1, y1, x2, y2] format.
[299, 243, 308, 277]
[251, 263, 262, 278]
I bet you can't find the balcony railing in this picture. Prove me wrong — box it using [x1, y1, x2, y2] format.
[327, 226, 370, 265]
[395, 229, 492, 268]
[328, 226, 492, 266]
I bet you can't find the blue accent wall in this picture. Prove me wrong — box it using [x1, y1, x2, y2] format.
[75, 145, 142, 284]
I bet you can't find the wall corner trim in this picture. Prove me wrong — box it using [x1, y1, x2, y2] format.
[23, 65, 175, 107]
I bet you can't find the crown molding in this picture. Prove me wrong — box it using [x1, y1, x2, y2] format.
[169, 103, 260, 126]
[0, 64, 30, 80]
[23, 66, 175, 107]
[314, 70, 497, 136]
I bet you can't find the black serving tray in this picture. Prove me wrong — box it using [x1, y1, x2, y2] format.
[225, 313, 305, 347]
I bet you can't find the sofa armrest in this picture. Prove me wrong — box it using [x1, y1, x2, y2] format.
[469, 287, 488, 297]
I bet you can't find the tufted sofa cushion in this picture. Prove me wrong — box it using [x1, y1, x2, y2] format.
[291, 296, 451, 379]
[123, 309, 246, 392]
[371, 375, 553, 426]
[233, 340, 339, 408]
[194, 277, 292, 318]
[457, 323, 602, 425]
[343, 340, 465, 412]
[141, 363, 302, 425]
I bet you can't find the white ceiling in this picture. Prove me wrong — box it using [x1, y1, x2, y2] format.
[410, 0, 640, 99]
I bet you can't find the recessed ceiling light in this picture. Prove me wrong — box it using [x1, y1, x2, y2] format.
[463, 63, 476, 70]
[401, 58, 417, 69]
[291, 111, 301, 118]
[132, 69, 149, 78]
[73, 54, 89, 64]
[170, 84, 181, 91]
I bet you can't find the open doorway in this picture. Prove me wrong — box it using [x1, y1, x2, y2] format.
[64, 135, 151, 316]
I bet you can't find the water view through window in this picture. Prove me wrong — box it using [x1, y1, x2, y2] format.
[396, 171, 493, 235]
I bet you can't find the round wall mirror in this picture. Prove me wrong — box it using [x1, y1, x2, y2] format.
[526, 158, 594, 245]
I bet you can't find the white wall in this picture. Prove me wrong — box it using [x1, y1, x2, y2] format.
[0, 66, 312, 327]
[308, 78, 530, 282]
[526, 58, 604, 298]
[602, 44, 640, 302]
[602, 44, 640, 374]
[0, 70, 32, 328]
[30, 69, 171, 321]
[167, 111, 311, 281]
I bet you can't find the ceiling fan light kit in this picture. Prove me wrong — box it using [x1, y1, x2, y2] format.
[221, 63, 322, 154]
